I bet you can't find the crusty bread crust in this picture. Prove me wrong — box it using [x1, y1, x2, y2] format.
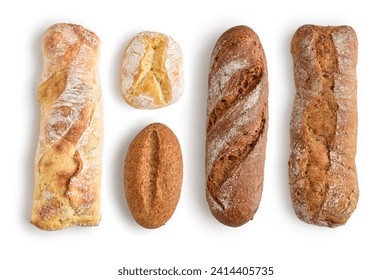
[31, 23, 103, 230]
[124, 123, 183, 229]
[121, 31, 184, 109]
[206, 25, 268, 227]
[289, 25, 359, 227]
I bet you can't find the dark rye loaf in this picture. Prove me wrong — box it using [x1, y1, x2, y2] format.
[206, 25, 269, 227]
[289, 25, 359, 227]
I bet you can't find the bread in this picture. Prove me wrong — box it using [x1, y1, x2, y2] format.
[206, 25, 269, 227]
[289, 24, 359, 227]
[121, 31, 184, 109]
[31, 23, 103, 230]
[124, 123, 183, 228]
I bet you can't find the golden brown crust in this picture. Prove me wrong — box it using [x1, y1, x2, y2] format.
[31, 23, 103, 230]
[206, 25, 268, 227]
[124, 123, 183, 229]
[289, 24, 359, 227]
[121, 31, 184, 109]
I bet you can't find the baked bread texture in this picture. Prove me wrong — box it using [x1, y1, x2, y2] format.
[31, 23, 103, 230]
[121, 31, 184, 109]
[206, 25, 269, 227]
[124, 123, 183, 229]
[289, 24, 359, 227]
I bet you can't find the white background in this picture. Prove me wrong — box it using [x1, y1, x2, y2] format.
[1, 0, 391, 279]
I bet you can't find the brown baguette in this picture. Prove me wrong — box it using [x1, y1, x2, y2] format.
[289, 24, 359, 227]
[206, 25, 269, 227]
[124, 123, 183, 229]
[31, 23, 103, 230]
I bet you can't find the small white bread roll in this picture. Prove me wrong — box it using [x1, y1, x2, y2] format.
[121, 31, 184, 109]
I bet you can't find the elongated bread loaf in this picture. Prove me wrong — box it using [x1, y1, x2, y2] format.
[206, 25, 269, 227]
[31, 23, 103, 230]
[289, 25, 359, 227]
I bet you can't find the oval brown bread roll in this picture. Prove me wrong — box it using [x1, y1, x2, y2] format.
[124, 123, 183, 229]
[289, 25, 359, 227]
[31, 23, 103, 230]
[206, 25, 269, 227]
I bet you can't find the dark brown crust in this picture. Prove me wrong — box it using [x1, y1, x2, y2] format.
[206, 25, 268, 227]
[289, 25, 359, 227]
[124, 123, 183, 229]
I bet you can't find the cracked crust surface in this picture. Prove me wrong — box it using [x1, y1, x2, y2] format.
[124, 123, 183, 229]
[289, 25, 359, 227]
[206, 25, 268, 227]
[121, 31, 184, 109]
[31, 23, 103, 230]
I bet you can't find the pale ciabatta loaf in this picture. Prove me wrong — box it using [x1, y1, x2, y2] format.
[31, 23, 103, 230]
[206, 25, 268, 227]
[289, 25, 359, 227]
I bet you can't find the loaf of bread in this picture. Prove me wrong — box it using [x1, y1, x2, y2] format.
[124, 123, 183, 228]
[289, 24, 359, 227]
[206, 25, 269, 227]
[121, 31, 184, 109]
[31, 23, 103, 230]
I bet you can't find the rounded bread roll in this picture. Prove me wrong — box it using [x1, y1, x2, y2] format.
[124, 123, 183, 228]
[121, 31, 184, 109]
